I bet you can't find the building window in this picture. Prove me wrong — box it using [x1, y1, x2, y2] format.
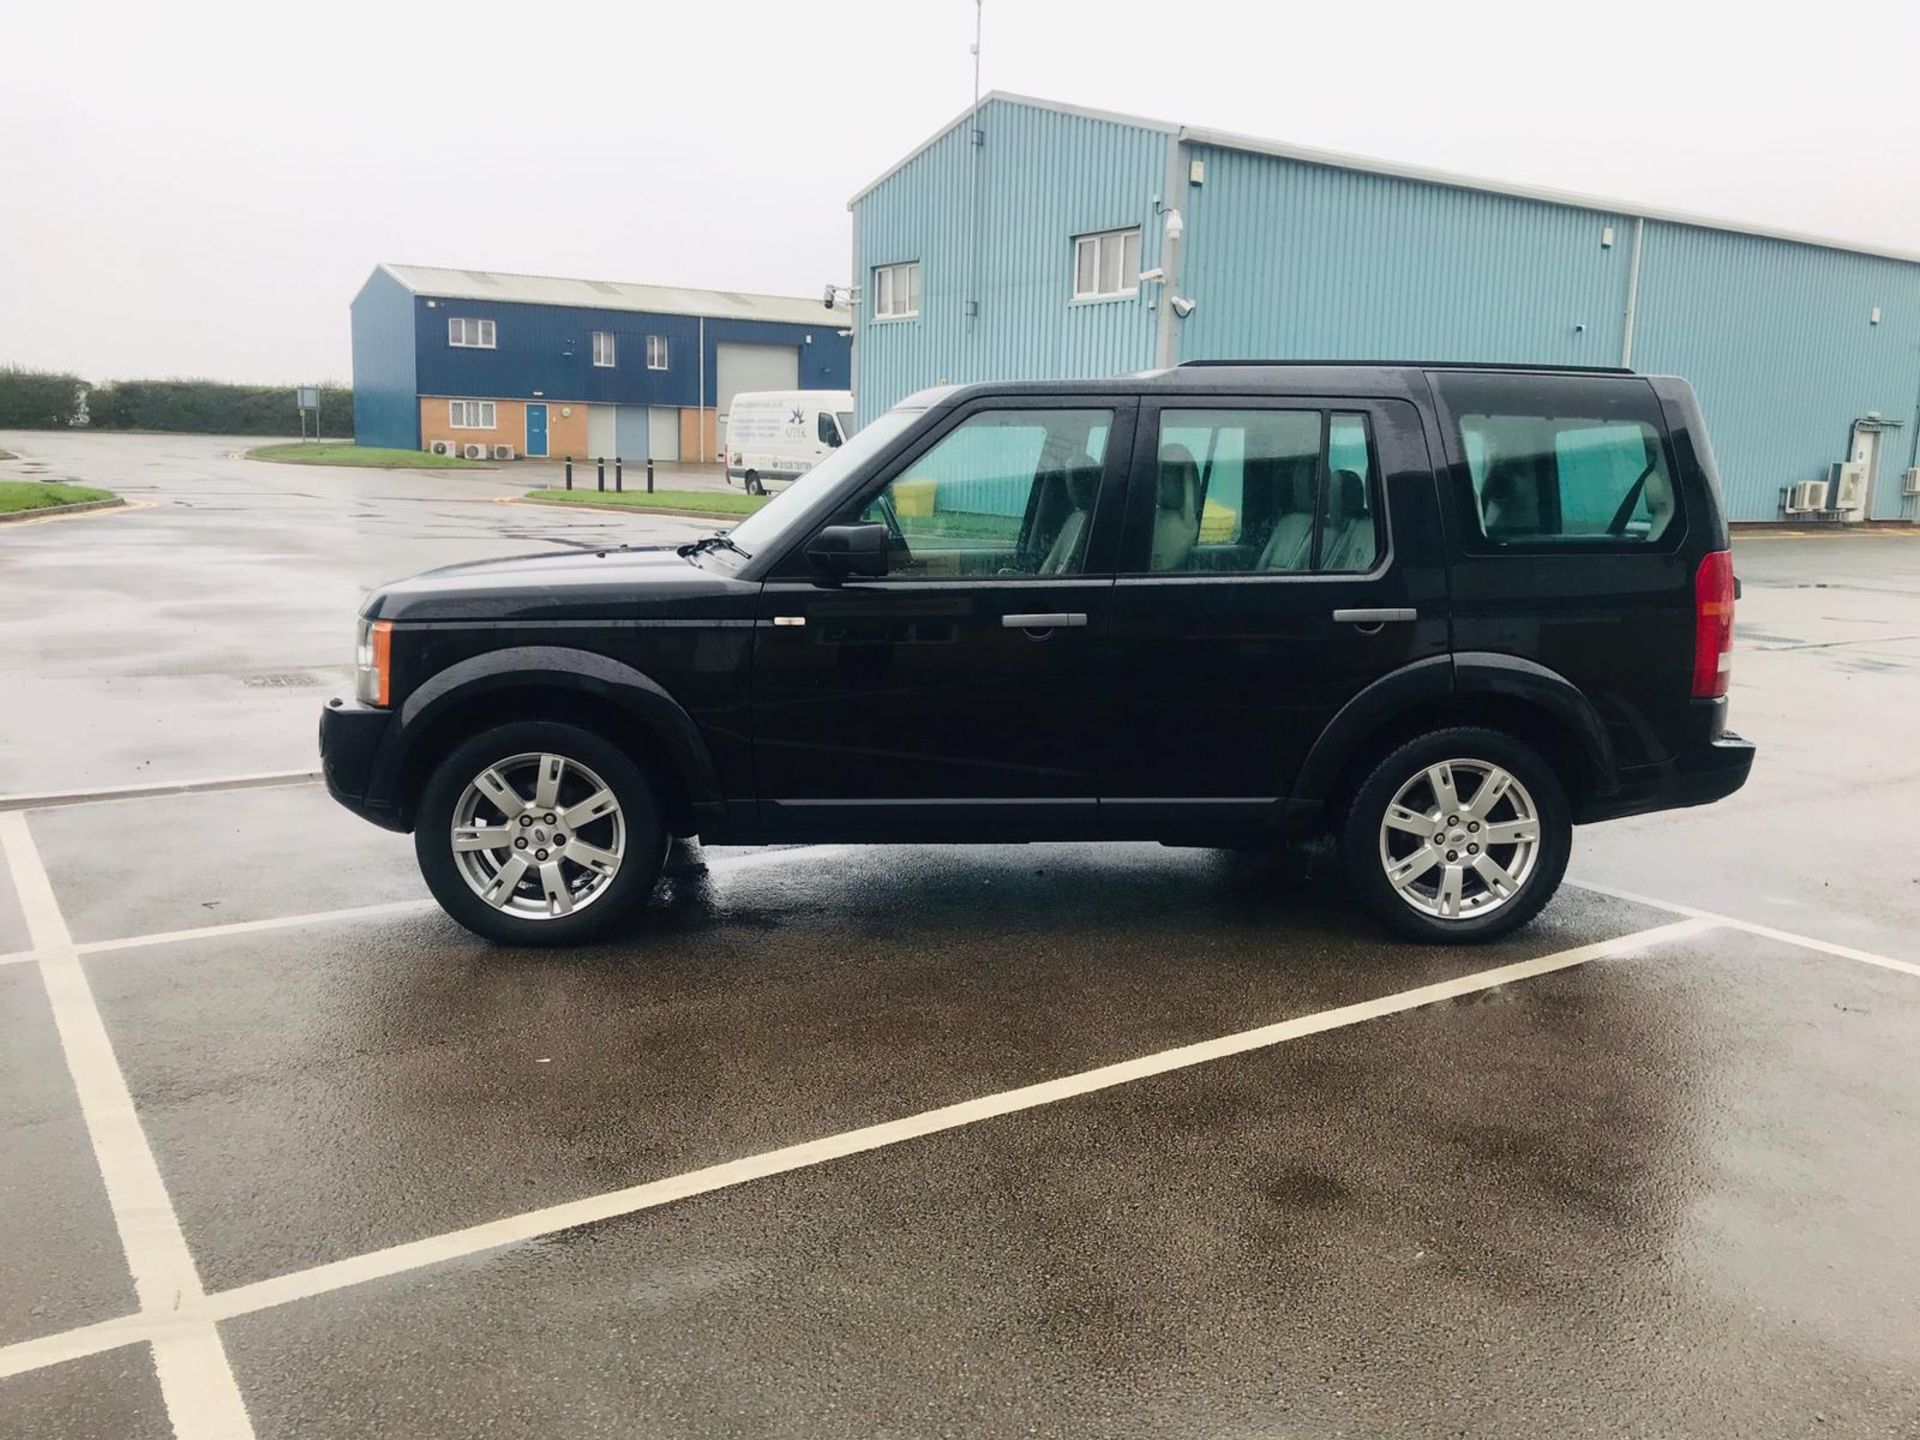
[872, 262, 920, 319]
[448, 317, 495, 348]
[592, 331, 617, 368]
[646, 335, 669, 370]
[1073, 228, 1142, 301]
[449, 400, 496, 429]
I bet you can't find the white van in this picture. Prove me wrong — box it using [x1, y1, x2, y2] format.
[723, 390, 856, 493]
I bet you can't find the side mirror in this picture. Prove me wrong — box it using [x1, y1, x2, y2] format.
[805, 523, 889, 580]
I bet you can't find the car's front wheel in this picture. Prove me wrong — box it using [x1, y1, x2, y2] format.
[414, 721, 666, 945]
[1342, 726, 1571, 943]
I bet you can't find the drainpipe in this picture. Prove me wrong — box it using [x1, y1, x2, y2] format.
[849, 219, 862, 419]
[1154, 134, 1192, 370]
[1620, 216, 1645, 368]
[697, 316, 706, 459]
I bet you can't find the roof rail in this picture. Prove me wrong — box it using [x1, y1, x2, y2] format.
[1175, 358, 1635, 375]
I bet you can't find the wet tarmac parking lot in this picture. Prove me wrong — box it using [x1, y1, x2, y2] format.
[4, 435, 1920, 1438]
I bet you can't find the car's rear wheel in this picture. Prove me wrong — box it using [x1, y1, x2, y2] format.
[745, 470, 764, 496]
[414, 721, 666, 945]
[1342, 726, 1570, 943]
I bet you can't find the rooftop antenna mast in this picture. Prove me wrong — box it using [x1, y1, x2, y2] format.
[965, 0, 983, 333]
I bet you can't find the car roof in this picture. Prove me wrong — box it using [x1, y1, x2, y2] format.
[899, 362, 1648, 412]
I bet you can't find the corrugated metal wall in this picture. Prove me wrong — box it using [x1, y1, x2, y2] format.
[854, 98, 1166, 425]
[1630, 223, 1920, 520]
[1178, 146, 1636, 368]
[852, 98, 1920, 520]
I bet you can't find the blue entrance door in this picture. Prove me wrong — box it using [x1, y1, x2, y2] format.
[525, 403, 549, 457]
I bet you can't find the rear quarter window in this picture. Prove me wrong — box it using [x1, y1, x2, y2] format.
[1432, 373, 1683, 549]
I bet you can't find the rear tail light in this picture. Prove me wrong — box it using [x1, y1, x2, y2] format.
[1692, 550, 1735, 698]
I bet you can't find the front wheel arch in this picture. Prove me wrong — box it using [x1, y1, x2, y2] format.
[388, 681, 702, 838]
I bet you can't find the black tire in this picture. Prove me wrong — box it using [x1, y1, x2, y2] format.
[1341, 726, 1571, 944]
[414, 721, 667, 946]
[745, 470, 764, 496]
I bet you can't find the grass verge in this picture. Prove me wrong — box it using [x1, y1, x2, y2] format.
[0, 479, 118, 514]
[524, 488, 770, 517]
[247, 442, 490, 469]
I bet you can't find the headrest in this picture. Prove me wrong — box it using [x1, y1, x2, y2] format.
[1335, 468, 1367, 516]
[1481, 458, 1529, 505]
[1159, 444, 1199, 512]
[1481, 458, 1536, 534]
[1064, 466, 1099, 509]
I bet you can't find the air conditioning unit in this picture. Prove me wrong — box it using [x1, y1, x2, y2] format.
[492, 445, 516, 461]
[1828, 461, 1870, 512]
[1903, 468, 1920, 497]
[461, 443, 488, 461]
[429, 439, 456, 457]
[1786, 480, 1829, 513]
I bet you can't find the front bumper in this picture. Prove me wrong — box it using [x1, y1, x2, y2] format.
[318, 698, 406, 831]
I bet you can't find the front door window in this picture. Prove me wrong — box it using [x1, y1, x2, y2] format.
[855, 409, 1114, 579]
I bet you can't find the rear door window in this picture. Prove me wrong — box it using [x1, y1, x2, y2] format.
[1433, 373, 1681, 547]
[1140, 408, 1381, 575]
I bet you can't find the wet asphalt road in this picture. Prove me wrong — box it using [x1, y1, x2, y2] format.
[2, 433, 1919, 1438]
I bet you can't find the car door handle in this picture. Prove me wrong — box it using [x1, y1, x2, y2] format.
[1332, 608, 1417, 625]
[1001, 612, 1087, 630]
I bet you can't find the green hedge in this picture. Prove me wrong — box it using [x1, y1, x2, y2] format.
[0, 368, 86, 429]
[0, 369, 351, 437]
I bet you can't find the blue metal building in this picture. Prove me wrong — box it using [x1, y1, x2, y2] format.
[850, 94, 1920, 522]
[351, 265, 851, 462]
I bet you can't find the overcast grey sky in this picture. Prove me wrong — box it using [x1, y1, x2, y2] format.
[4, 0, 1915, 385]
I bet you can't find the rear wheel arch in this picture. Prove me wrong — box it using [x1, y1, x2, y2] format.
[1297, 655, 1615, 827]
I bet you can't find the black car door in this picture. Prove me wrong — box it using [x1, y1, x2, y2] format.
[751, 397, 1136, 841]
[1099, 394, 1450, 840]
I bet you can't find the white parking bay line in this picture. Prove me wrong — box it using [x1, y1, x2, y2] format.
[76, 899, 437, 957]
[205, 916, 1712, 1324]
[0, 914, 1711, 1380]
[1567, 877, 1920, 980]
[72, 846, 854, 959]
[0, 768, 321, 813]
[0, 812, 256, 1437]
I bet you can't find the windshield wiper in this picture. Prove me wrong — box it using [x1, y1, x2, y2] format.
[679, 533, 748, 560]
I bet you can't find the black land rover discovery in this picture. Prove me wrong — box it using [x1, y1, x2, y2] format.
[320, 363, 1753, 946]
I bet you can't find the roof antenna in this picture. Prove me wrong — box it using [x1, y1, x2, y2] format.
[965, 0, 984, 331]
[972, 0, 982, 114]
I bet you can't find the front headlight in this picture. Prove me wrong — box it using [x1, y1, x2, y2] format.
[354, 617, 393, 706]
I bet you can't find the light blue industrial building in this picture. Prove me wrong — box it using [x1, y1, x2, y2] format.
[849, 94, 1920, 522]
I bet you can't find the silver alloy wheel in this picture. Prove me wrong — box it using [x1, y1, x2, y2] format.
[1376, 758, 1541, 921]
[450, 752, 626, 920]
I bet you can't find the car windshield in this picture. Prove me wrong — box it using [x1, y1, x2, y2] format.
[718, 406, 920, 560]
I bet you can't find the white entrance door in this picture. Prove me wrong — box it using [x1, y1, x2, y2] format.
[586, 406, 617, 462]
[648, 407, 681, 461]
[1847, 425, 1881, 521]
